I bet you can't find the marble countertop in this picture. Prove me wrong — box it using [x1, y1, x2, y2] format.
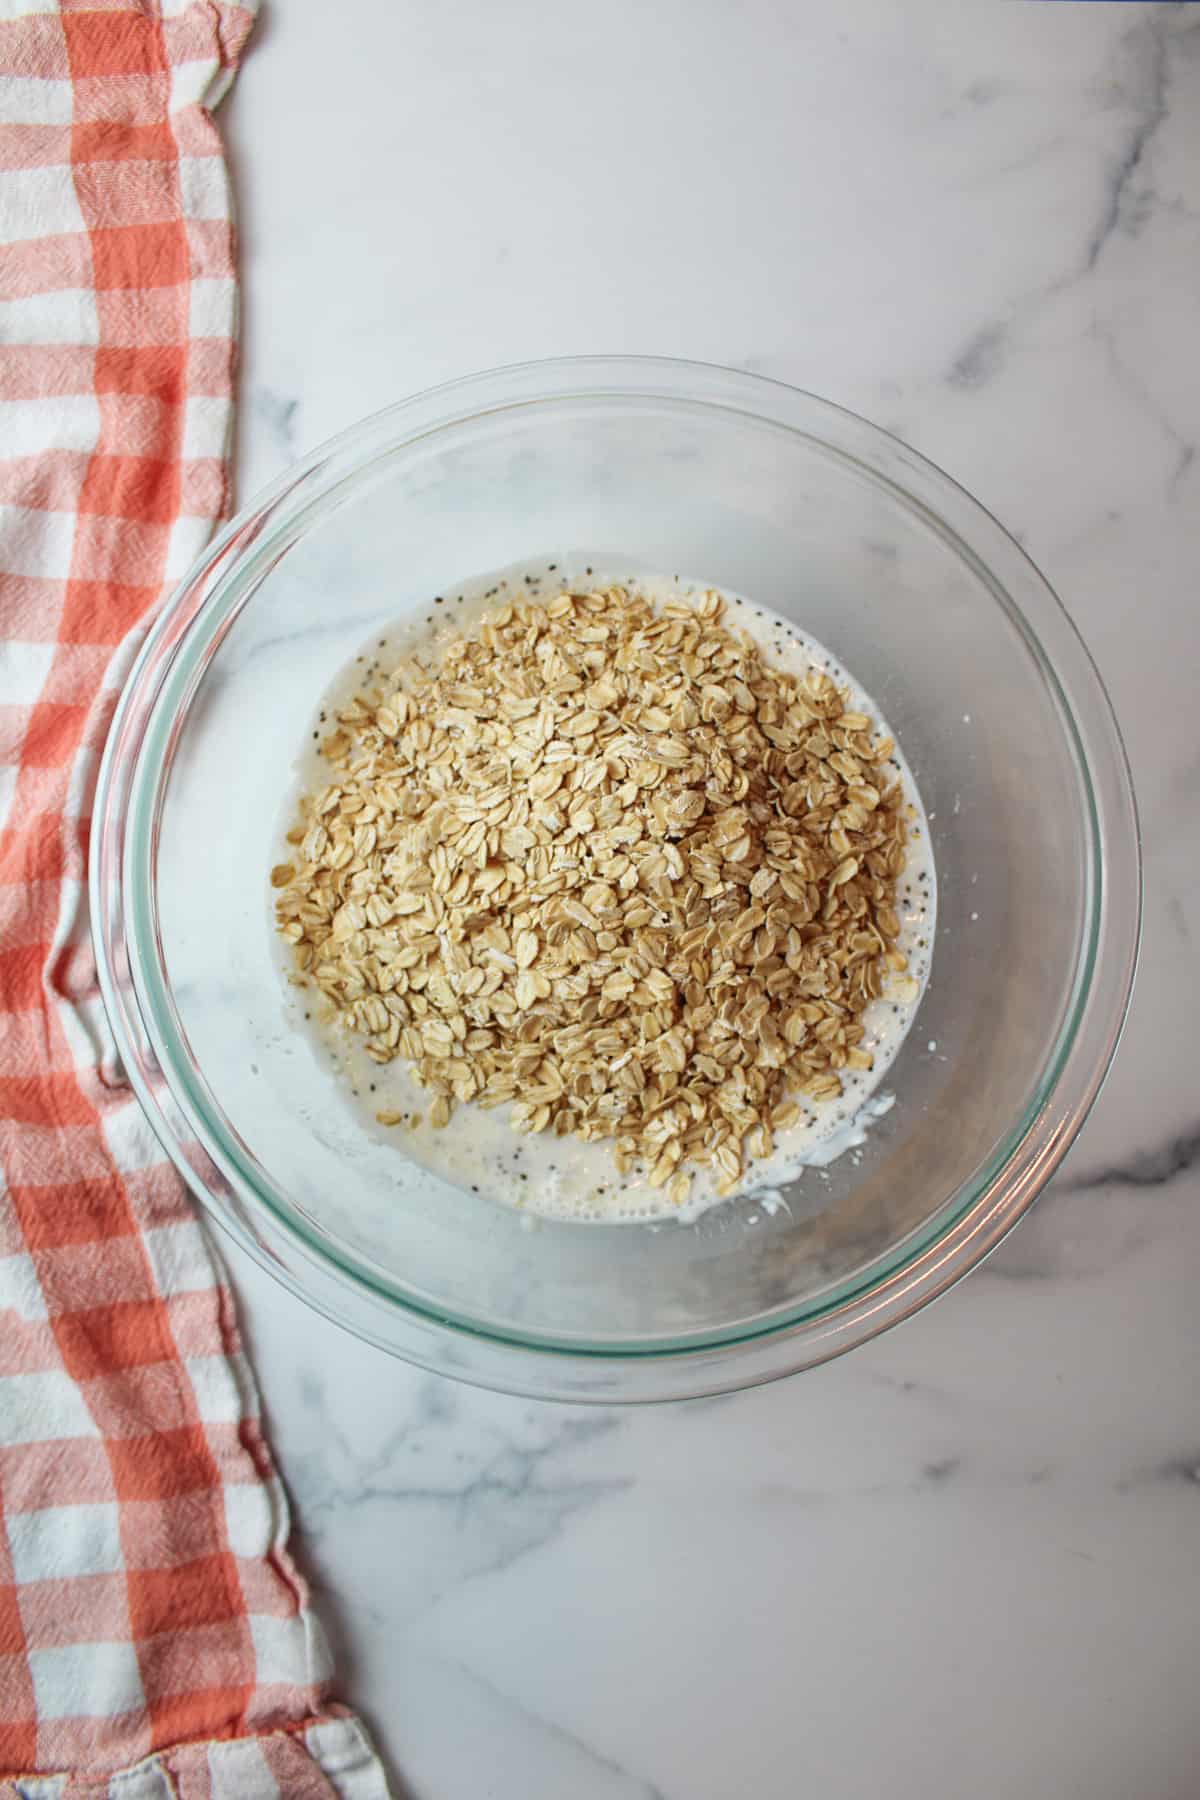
[219, 4, 1200, 1794]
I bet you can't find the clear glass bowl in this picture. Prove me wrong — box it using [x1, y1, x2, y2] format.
[91, 357, 1140, 1401]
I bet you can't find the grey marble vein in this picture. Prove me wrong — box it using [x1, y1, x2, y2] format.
[436, 1655, 670, 1800]
[1090, 317, 1197, 492]
[753, 1456, 979, 1507]
[946, 8, 1196, 392]
[1116, 1452, 1200, 1495]
[292, 1412, 623, 1526]
[947, 322, 1008, 392]
[921, 1455, 962, 1485]
[1083, 12, 1171, 271]
[280, 1390, 630, 1608]
[1055, 1121, 1200, 1193]
[252, 383, 301, 458]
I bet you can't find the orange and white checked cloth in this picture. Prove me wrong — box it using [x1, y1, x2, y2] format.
[0, 4, 390, 1793]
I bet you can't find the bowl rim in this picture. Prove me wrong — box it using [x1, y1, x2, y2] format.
[90, 354, 1142, 1401]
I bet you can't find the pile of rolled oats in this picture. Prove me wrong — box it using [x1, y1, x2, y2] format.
[272, 586, 910, 1205]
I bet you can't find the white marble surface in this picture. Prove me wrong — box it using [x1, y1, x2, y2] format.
[218, 4, 1200, 1794]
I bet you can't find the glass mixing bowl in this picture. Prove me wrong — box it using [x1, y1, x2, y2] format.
[91, 358, 1140, 1401]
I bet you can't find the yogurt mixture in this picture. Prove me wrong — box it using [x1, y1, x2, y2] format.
[276, 559, 935, 1224]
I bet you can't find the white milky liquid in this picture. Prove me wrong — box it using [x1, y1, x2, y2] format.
[276, 559, 936, 1225]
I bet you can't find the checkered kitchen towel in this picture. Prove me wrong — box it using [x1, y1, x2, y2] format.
[0, 3, 389, 1792]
